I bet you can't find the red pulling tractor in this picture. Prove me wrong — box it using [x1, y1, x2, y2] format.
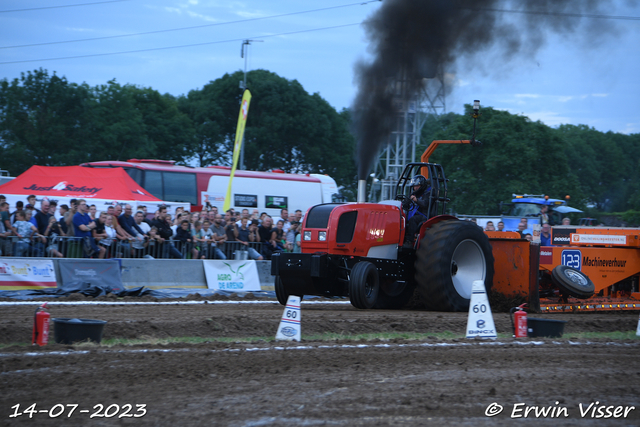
[271, 103, 494, 311]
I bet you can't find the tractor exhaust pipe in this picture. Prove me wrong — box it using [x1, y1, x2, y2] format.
[357, 179, 367, 203]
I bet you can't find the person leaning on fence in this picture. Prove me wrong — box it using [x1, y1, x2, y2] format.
[196, 220, 214, 259]
[96, 214, 118, 258]
[190, 221, 205, 259]
[73, 199, 105, 259]
[236, 217, 264, 260]
[285, 221, 300, 252]
[174, 219, 193, 259]
[209, 215, 228, 260]
[13, 210, 44, 257]
[44, 215, 65, 257]
[146, 227, 164, 258]
[271, 220, 286, 252]
[150, 206, 182, 259]
[258, 216, 279, 259]
[0, 202, 15, 256]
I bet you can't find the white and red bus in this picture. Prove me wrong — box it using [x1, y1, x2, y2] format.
[82, 159, 339, 216]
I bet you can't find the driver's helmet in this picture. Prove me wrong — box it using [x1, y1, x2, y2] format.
[409, 174, 428, 195]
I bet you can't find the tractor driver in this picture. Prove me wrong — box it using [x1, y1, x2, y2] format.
[402, 174, 432, 249]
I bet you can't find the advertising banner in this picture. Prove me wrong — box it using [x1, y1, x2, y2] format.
[223, 89, 252, 212]
[203, 260, 261, 291]
[57, 259, 124, 292]
[0, 259, 57, 290]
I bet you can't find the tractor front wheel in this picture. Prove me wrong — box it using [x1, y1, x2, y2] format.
[415, 220, 494, 311]
[275, 276, 304, 306]
[349, 261, 380, 309]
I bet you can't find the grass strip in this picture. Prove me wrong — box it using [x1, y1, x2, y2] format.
[2, 330, 637, 349]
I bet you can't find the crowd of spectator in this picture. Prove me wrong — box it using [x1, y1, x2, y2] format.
[0, 194, 304, 260]
[476, 205, 577, 246]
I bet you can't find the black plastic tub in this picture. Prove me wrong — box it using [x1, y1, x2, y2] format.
[527, 317, 567, 338]
[53, 318, 107, 344]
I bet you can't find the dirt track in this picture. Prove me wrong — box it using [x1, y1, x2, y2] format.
[1, 297, 639, 426]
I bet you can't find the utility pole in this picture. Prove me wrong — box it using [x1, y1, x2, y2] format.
[239, 39, 262, 170]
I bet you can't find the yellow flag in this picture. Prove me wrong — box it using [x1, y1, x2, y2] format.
[223, 89, 251, 211]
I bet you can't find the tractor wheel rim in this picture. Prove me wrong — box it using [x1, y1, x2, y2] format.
[451, 239, 486, 300]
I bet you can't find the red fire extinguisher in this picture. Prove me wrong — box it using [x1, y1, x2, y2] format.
[510, 303, 528, 338]
[32, 303, 50, 346]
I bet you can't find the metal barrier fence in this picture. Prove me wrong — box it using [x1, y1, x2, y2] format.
[0, 235, 274, 260]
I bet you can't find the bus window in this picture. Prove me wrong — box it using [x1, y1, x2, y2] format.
[163, 172, 197, 205]
[124, 168, 142, 186]
[144, 170, 163, 201]
[265, 196, 287, 210]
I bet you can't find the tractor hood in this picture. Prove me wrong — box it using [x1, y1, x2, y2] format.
[301, 202, 405, 259]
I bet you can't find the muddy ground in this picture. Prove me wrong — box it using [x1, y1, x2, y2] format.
[1, 296, 639, 426]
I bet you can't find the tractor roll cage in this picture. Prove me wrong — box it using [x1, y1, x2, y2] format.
[394, 162, 449, 219]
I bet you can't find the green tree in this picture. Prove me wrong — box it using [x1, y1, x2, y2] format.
[556, 124, 639, 212]
[425, 105, 580, 214]
[0, 69, 92, 174]
[86, 81, 194, 163]
[180, 70, 357, 191]
[0, 71, 194, 175]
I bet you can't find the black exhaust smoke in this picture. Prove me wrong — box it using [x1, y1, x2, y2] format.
[352, 0, 617, 180]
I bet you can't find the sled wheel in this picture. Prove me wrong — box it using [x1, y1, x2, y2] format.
[374, 279, 415, 309]
[415, 220, 494, 311]
[349, 261, 379, 309]
[551, 265, 595, 299]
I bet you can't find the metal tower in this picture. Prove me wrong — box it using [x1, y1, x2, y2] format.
[369, 67, 446, 202]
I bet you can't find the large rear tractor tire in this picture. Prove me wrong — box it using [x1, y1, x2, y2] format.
[415, 220, 494, 311]
[349, 261, 380, 309]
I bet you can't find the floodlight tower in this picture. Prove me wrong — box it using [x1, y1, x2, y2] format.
[239, 39, 262, 170]
[369, 66, 446, 202]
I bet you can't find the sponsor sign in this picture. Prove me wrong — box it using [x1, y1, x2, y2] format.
[582, 256, 627, 268]
[539, 248, 553, 265]
[561, 249, 582, 270]
[265, 196, 288, 209]
[23, 183, 102, 195]
[57, 259, 124, 292]
[234, 194, 258, 208]
[571, 234, 627, 245]
[203, 260, 261, 291]
[201, 192, 225, 207]
[0, 260, 57, 290]
[552, 228, 576, 245]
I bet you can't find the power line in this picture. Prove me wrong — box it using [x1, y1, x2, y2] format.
[0, 0, 381, 50]
[0, 23, 361, 65]
[0, 0, 129, 13]
[1, 4, 637, 65]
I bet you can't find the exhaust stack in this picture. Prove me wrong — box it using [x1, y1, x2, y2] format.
[357, 180, 367, 203]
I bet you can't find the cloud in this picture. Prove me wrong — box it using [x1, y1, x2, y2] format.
[591, 93, 609, 98]
[514, 94, 541, 99]
[63, 27, 95, 33]
[620, 123, 639, 135]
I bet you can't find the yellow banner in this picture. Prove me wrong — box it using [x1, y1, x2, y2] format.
[223, 89, 252, 211]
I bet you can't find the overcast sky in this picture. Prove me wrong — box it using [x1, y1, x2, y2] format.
[1, 0, 639, 135]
